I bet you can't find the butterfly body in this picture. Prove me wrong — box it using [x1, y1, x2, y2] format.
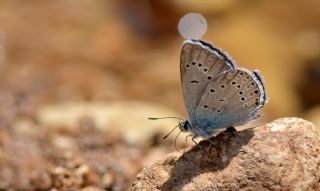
[180, 39, 267, 138]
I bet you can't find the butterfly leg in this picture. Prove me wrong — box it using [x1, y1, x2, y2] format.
[220, 126, 236, 135]
[191, 135, 198, 144]
[203, 129, 217, 146]
[191, 135, 204, 150]
[226, 126, 236, 132]
[206, 138, 217, 146]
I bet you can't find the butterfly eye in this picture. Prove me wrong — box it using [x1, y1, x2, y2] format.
[181, 122, 189, 131]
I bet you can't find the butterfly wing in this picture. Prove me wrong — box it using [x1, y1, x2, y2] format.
[180, 39, 235, 126]
[195, 68, 267, 134]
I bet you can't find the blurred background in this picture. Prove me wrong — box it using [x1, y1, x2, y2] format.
[0, 0, 320, 190]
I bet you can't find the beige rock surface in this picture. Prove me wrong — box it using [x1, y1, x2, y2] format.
[132, 118, 320, 191]
[36, 101, 182, 146]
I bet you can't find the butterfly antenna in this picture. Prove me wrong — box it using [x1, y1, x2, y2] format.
[185, 134, 192, 144]
[207, 138, 217, 146]
[148, 116, 183, 120]
[163, 123, 180, 139]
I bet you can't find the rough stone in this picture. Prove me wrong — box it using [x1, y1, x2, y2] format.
[132, 118, 320, 191]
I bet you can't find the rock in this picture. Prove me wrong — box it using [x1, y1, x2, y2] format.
[132, 118, 320, 191]
[81, 186, 104, 191]
[36, 101, 182, 146]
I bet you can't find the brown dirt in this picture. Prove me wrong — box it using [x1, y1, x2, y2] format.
[0, 117, 178, 190]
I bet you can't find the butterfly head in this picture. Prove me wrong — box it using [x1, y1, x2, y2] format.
[179, 120, 191, 132]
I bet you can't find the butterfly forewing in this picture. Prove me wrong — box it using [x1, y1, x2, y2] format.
[180, 40, 234, 125]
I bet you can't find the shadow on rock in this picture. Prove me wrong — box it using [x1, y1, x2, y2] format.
[161, 128, 254, 190]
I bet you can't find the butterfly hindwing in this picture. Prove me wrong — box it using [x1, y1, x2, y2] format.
[195, 68, 267, 134]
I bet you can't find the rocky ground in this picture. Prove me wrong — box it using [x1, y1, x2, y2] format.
[0, 1, 320, 190]
[0, 116, 180, 190]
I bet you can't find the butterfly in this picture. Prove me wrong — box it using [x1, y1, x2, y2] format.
[178, 39, 267, 140]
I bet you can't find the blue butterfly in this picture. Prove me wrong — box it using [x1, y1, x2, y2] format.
[179, 39, 267, 140]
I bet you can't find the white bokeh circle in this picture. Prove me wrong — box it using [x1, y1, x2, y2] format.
[178, 13, 207, 40]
